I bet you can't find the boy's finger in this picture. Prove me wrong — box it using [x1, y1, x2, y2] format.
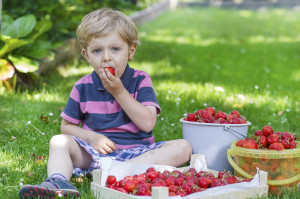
[98, 148, 107, 155]
[108, 142, 118, 151]
[114, 68, 119, 78]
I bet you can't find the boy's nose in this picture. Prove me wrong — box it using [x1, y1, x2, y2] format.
[103, 50, 111, 61]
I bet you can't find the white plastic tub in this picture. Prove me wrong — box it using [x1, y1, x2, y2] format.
[180, 119, 251, 172]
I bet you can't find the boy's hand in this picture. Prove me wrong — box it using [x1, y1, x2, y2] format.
[98, 68, 125, 96]
[88, 133, 118, 155]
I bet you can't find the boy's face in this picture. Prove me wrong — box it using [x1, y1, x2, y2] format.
[82, 32, 136, 78]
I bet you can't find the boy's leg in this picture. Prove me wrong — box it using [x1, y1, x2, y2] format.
[19, 134, 93, 199]
[127, 139, 192, 167]
[47, 134, 93, 180]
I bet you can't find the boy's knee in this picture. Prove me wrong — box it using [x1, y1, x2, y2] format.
[168, 139, 192, 161]
[178, 139, 192, 157]
[49, 134, 73, 149]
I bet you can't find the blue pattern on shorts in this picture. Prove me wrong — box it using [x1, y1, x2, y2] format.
[72, 136, 165, 176]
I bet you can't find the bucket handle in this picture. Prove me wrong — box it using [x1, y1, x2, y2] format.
[224, 125, 247, 138]
[227, 149, 300, 186]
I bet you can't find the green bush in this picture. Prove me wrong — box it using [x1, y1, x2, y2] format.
[0, 14, 53, 93]
[2, 0, 158, 43]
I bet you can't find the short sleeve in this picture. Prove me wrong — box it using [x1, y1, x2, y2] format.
[60, 86, 83, 125]
[136, 75, 161, 114]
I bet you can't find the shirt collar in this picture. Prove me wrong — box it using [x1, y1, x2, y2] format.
[92, 64, 134, 91]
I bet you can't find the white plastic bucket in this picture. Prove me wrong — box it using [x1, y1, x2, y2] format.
[180, 119, 251, 172]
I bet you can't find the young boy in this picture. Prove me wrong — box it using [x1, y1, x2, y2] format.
[19, 8, 192, 198]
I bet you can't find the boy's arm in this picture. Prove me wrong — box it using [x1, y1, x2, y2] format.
[61, 119, 118, 154]
[115, 90, 157, 132]
[100, 68, 157, 132]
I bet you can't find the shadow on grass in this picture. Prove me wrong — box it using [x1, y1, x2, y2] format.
[135, 38, 300, 95]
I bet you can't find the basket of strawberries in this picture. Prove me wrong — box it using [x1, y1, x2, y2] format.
[227, 125, 300, 194]
[180, 107, 251, 172]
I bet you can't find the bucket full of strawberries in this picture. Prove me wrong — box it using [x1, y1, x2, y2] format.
[181, 107, 251, 172]
[227, 125, 300, 194]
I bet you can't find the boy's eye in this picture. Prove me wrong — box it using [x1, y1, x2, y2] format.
[94, 49, 101, 53]
[112, 47, 120, 52]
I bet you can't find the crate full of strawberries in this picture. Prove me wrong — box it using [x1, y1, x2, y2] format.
[104, 167, 250, 197]
[90, 155, 268, 199]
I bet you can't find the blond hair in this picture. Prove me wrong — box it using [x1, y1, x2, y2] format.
[76, 8, 139, 49]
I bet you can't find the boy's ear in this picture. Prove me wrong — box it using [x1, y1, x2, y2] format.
[81, 48, 88, 59]
[128, 44, 137, 60]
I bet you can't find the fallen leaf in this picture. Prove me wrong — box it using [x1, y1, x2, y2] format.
[26, 172, 34, 178]
[75, 177, 84, 183]
[53, 118, 60, 124]
[40, 115, 50, 123]
[34, 156, 45, 163]
[232, 104, 243, 108]
[57, 106, 65, 111]
[34, 155, 45, 166]
[28, 153, 36, 159]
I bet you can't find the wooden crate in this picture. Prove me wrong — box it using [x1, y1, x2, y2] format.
[91, 154, 269, 199]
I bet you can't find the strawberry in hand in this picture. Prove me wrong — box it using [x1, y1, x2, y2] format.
[104, 66, 115, 76]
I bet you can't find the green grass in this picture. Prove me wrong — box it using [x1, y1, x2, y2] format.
[1, 7, 300, 198]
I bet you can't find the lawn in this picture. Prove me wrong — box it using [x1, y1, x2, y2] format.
[1, 6, 300, 198]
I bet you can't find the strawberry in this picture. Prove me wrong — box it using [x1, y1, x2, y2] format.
[280, 139, 290, 149]
[170, 170, 182, 178]
[146, 167, 156, 173]
[116, 187, 128, 194]
[217, 171, 231, 179]
[281, 132, 291, 141]
[254, 130, 263, 137]
[205, 107, 215, 116]
[168, 185, 178, 193]
[231, 110, 240, 118]
[224, 176, 237, 184]
[218, 118, 227, 124]
[195, 109, 205, 117]
[262, 126, 273, 137]
[267, 134, 279, 145]
[197, 177, 211, 188]
[269, 143, 285, 150]
[290, 133, 297, 141]
[124, 180, 138, 192]
[104, 66, 115, 76]
[216, 111, 227, 119]
[242, 140, 258, 149]
[152, 179, 167, 187]
[184, 168, 197, 176]
[290, 140, 298, 149]
[136, 183, 151, 196]
[258, 135, 267, 148]
[210, 179, 225, 187]
[106, 184, 116, 189]
[146, 171, 157, 182]
[162, 170, 170, 178]
[186, 113, 196, 121]
[176, 189, 187, 197]
[193, 186, 206, 193]
[181, 182, 193, 195]
[175, 177, 185, 186]
[236, 139, 246, 147]
[165, 178, 175, 186]
[106, 175, 117, 185]
[199, 110, 213, 123]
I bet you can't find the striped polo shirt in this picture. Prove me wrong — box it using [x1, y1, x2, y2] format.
[61, 64, 161, 150]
